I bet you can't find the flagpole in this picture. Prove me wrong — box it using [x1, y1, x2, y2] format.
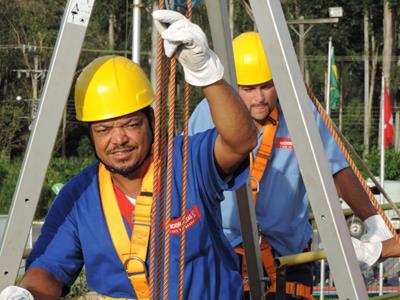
[379, 75, 385, 296]
[380, 76, 385, 194]
[326, 37, 332, 117]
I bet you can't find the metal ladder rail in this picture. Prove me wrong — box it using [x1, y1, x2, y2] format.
[205, 1, 266, 299]
[0, 0, 96, 289]
[248, 1, 368, 298]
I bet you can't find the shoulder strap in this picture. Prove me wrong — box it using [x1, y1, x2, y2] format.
[250, 106, 279, 202]
[99, 162, 153, 300]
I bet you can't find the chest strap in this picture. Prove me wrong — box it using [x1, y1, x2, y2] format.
[99, 162, 153, 300]
[249, 106, 279, 201]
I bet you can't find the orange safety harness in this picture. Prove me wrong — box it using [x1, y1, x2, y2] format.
[236, 106, 314, 300]
[99, 162, 153, 300]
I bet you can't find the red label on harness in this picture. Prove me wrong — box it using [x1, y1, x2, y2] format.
[275, 137, 293, 149]
[167, 205, 201, 234]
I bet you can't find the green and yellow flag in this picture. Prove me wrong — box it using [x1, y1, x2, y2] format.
[329, 51, 340, 110]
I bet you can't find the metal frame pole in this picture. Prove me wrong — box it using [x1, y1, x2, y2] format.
[205, 1, 265, 299]
[0, 0, 95, 288]
[248, 1, 368, 298]
[205, 0, 237, 89]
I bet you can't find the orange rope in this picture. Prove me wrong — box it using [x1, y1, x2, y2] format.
[156, 54, 169, 300]
[178, 3, 192, 299]
[151, 2, 167, 299]
[306, 86, 400, 241]
[152, 3, 194, 299]
[163, 55, 177, 299]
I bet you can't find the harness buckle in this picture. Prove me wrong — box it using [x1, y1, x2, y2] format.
[124, 256, 148, 278]
[249, 176, 260, 193]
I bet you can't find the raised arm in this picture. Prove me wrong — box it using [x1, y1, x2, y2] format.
[203, 80, 256, 176]
[152, 10, 257, 177]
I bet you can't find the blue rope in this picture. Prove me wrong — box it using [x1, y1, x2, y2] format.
[164, 0, 175, 10]
[167, 0, 202, 10]
[176, 0, 202, 9]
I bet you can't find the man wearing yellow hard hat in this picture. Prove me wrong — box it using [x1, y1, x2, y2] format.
[189, 31, 393, 299]
[0, 11, 257, 300]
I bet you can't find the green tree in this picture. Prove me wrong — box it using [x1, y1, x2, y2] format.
[365, 147, 400, 180]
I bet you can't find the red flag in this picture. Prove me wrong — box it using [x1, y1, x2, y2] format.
[384, 82, 394, 148]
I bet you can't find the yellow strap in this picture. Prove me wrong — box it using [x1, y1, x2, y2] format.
[250, 106, 279, 202]
[99, 162, 153, 300]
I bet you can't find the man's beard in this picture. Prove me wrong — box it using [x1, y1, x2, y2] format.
[104, 160, 143, 177]
[96, 149, 151, 178]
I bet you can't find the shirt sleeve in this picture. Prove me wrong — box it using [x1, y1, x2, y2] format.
[188, 98, 215, 135]
[27, 186, 83, 292]
[187, 129, 249, 203]
[311, 101, 349, 175]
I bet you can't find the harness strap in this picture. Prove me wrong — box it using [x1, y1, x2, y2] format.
[235, 242, 314, 300]
[99, 162, 153, 300]
[268, 282, 314, 300]
[249, 106, 279, 201]
[260, 239, 276, 284]
[237, 105, 314, 299]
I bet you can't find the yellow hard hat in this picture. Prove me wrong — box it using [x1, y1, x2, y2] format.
[233, 32, 272, 86]
[75, 55, 155, 122]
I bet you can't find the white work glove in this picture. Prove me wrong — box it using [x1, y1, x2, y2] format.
[152, 10, 224, 87]
[0, 286, 33, 300]
[351, 237, 382, 267]
[361, 214, 393, 242]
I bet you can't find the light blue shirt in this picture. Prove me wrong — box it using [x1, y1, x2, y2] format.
[188, 99, 349, 256]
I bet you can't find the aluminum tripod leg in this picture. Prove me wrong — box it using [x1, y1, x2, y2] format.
[236, 184, 266, 300]
[248, 0, 368, 298]
[205, 1, 265, 299]
[0, 0, 95, 289]
[205, 0, 237, 89]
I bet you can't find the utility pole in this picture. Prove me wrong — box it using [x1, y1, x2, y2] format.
[363, 11, 370, 157]
[131, 0, 142, 64]
[12, 45, 47, 125]
[395, 106, 400, 152]
[325, 37, 332, 117]
[31, 50, 39, 120]
[287, 16, 339, 79]
[108, 12, 115, 50]
[150, 2, 158, 89]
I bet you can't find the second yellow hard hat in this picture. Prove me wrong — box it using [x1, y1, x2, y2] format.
[233, 32, 272, 86]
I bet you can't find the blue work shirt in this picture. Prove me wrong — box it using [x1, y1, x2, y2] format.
[189, 99, 349, 256]
[27, 129, 248, 300]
